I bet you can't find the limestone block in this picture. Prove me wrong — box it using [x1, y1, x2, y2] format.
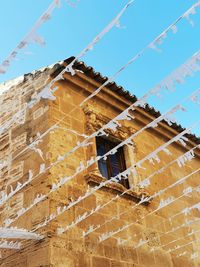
[33, 106, 49, 120]
[92, 256, 111, 267]
[74, 252, 92, 267]
[84, 238, 104, 257]
[118, 246, 138, 264]
[110, 259, 128, 267]
[27, 246, 50, 267]
[50, 246, 74, 267]
[137, 246, 156, 267]
[11, 132, 27, 153]
[171, 254, 195, 267]
[143, 229, 161, 247]
[154, 249, 173, 267]
[8, 161, 24, 186]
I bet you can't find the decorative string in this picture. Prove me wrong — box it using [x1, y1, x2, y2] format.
[1, 1, 200, 142]
[0, 240, 21, 249]
[97, 183, 200, 243]
[1, 93, 197, 229]
[1, 75, 199, 209]
[30, 122, 199, 232]
[0, 0, 135, 135]
[82, 146, 200, 237]
[0, 227, 43, 240]
[0, 0, 62, 74]
[58, 166, 200, 236]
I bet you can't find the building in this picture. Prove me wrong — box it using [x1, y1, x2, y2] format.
[0, 57, 199, 267]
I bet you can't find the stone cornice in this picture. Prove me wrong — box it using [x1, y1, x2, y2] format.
[59, 71, 200, 158]
[82, 104, 136, 142]
[84, 172, 150, 205]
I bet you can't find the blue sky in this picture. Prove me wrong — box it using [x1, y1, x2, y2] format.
[0, 0, 200, 135]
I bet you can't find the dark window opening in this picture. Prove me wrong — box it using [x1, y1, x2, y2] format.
[96, 137, 129, 189]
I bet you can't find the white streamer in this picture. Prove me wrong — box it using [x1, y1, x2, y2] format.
[0, 0, 63, 74]
[0, 227, 43, 240]
[0, 240, 21, 250]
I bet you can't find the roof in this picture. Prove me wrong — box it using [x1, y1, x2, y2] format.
[0, 56, 199, 144]
[51, 56, 200, 144]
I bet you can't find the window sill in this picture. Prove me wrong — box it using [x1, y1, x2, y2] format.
[84, 172, 151, 205]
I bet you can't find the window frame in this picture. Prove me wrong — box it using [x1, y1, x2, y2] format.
[96, 137, 129, 189]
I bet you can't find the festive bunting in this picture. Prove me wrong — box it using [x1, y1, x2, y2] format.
[1, 93, 199, 229]
[168, 237, 200, 254]
[52, 128, 199, 236]
[0, 1, 200, 262]
[0, 240, 21, 250]
[83, 165, 200, 239]
[98, 182, 200, 243]
[0, 0, 62, 75]
[2, 1, 200, 141]
[0, 227, 43, 240]
[148, 1, 200, 52]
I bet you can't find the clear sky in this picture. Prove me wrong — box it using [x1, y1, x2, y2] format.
[0, 0, 200, 135]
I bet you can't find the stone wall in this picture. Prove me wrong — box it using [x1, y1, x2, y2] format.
[0, 65, 199, 266]
[0, 70, 52, 266]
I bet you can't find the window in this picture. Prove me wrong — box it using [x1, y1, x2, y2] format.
[96, 137, 129, 188]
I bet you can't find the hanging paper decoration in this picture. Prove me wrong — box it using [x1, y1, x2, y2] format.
[0, 227, 43, 240]
[175, 135, 189, 147]
[1, 109, 198, 237]
[191, 252, 199, 260]
[86, 177, 198, 243]
[1, 0, 200, 152]
[1, 70, 200, 245]
[65, 0, 77, 8]
[65, 63, 76, 76]
[171, 24, 178, 34]
[170, 238, 200, 254]
[115, 108, 134, 121]
[115, 19, 126, 30]
[190, 89, 200, 106]
[183, 186, 193, 196]
[0, 169, 34, 207]
[105, 120, 121, 131]
[182, 207, 191, 215]
[149, 1, 200, 52]
[0, 240, 21, 250]
[0, 0, 63, 75]
[58, 204, 102, 235]
[176, 150, 195, 167]
[57, 0, 134, 81]
[83, 225, 98, 237]
[147, 152, 160, 165]
[0, 66, 6, 74]
[135, 239, 147, 248]
[41, 13, 51, 22]
[33, 128, 200, 234]
[29, 32, 45, 47]
[37, 85, 57, 100]
[94, 170, 200, 244]
[138, 178, 151, 188]
[150, 51, 200, 93]
[158, 196, 175, 209]
[138, 195, 152, 204]
[149, 32, 167, 52]
[184, 6, 197, 26]
[54, 0, 61, 8]
[0, 106, 27, 135]
[134, 96, 148, 108]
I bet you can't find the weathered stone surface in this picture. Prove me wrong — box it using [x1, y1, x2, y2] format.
[154, 249, 173, 267]
[0, 63, 199, 267]
[137, 246, 156, 267]
[92, 256, 111, 267]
